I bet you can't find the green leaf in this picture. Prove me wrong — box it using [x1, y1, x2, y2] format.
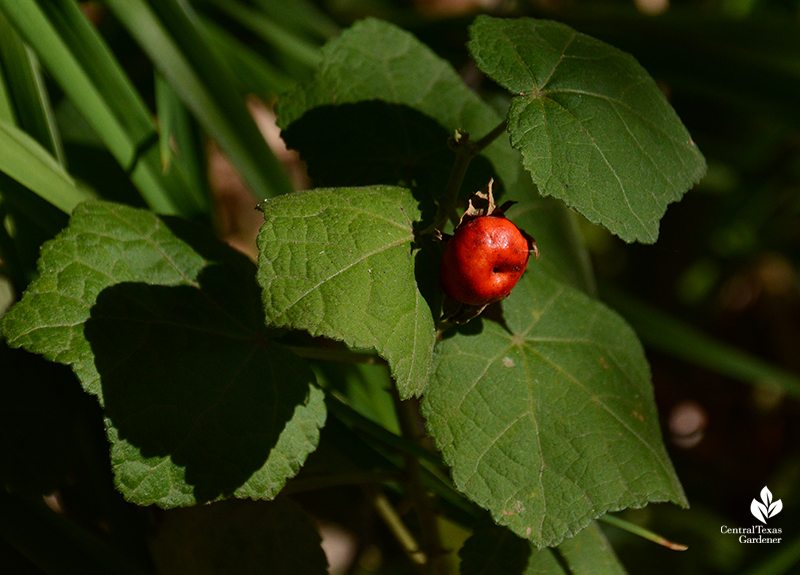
[276, 17, 516, 185]
[601, 284, 800, 397]
[460, 521, 627, 574]
[422, 266, 686, 547]
[503, 192, 596, 298]
[280, 101, 495, 203]
[0, 8, 64, 164]
[104, 0, 294, 202]
[0, 117, 92, 213]
[276, 17, 595, 294]
[459, 521, 533, 575]
[555, 522, 628, 575]
[557, 8, 800, 129]
[468, 15, 706, 244]
[256, 185, 435, 399]
[0, 0, 199, 216]
[1, 201, 326, 507]
[150, 497, 328, 575]
[0, 174, 69, 291]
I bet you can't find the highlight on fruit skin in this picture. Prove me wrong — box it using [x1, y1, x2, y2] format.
[440, 215, 531, 306]
[438, 180, 538, 312]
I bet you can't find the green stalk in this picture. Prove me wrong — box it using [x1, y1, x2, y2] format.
[422, 120, 507, 235]
[285, 345, 382, 365]
[367, 486, 427, 566]
[393, 391, 449, 575]
[282, 471, 401, 495]
[600, 284, 800, 397]
[326, 394, 441, 467]
[600, 514, 688, 551]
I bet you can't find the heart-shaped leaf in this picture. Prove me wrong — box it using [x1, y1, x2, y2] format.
[423, 266, 686, 546]
[256, 185, 435, 398]
[1, 201, 325, 507]
[468, 16, 706, 243]
[275, 17, 596, 295]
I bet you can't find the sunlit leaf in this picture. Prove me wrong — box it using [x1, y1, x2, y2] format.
[276, 17, 595, 293]
[424, 266, 686, 546]
[256, 185, 435, 398]
[0, 117, 91, 213]
[1, 201, 325, 507]
[468, 16, 706, 243]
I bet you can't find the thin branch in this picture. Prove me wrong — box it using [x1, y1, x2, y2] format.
[366, 487, 427, 566]
[393, 392, 449, 575]
[600, 514, 688, 551]
[474, 118, 507, 152]
[284, 345, 383, 365]
[421, 119, 508, 236]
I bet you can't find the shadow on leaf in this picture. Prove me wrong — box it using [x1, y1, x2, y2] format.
[85, 264, 318, 505]
[461, 520, 534, 575]
[281, 101, 495, 209]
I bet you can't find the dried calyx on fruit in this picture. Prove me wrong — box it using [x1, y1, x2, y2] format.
[439, 180, 538, 322]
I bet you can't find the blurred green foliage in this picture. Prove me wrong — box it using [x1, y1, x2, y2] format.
[0, 1, 799, 574]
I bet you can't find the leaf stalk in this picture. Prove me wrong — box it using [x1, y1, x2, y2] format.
[284, 345, 382, 365]
[366, 486, 427, 565]
[393, 392, 449, 575]
[600, 514, 688, 551]
[421, 119, 507, 235]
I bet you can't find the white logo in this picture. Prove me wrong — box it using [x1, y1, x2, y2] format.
[751, 486, 782, 524]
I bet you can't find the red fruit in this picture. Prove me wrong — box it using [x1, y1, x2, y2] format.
[440, 215, 531, 307]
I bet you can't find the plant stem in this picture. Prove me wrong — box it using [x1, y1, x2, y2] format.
[393, 392, 449, 575]
[326, 394, 442, 466]
[599, 514, 688, 551]
[282, 471, 401, 494]
[474, 119, 508, 153]
[326, 395, 480, 527]
[422, 119, 507, 235]
[284, 345, 382, 365]
[366, 487, 426, 566]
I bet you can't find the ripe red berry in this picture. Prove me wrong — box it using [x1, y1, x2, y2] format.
[440, 215, 531, 307]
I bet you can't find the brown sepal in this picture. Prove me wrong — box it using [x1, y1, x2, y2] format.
[457, 179, 539, 258]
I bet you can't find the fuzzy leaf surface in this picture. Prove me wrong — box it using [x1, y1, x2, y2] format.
[1, 201, 325, 507]
[276, 16, 596, 295]
[469, 15, 706, 243]
[256, 186, 434, 398]
[423, 266, 686, 547]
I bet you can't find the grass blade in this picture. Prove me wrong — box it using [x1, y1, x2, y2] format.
[0, 0, 201, 216]
[203, 0, 322, 70]
[200, 17, 295, 97]
[0, 9, 64, 164]
[154, 71, 211, 213]
[105, 0, 294, 201]
[249, 0, 339, 41]
[0, 117, 92, 213]
[601, 284, 800, 397]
